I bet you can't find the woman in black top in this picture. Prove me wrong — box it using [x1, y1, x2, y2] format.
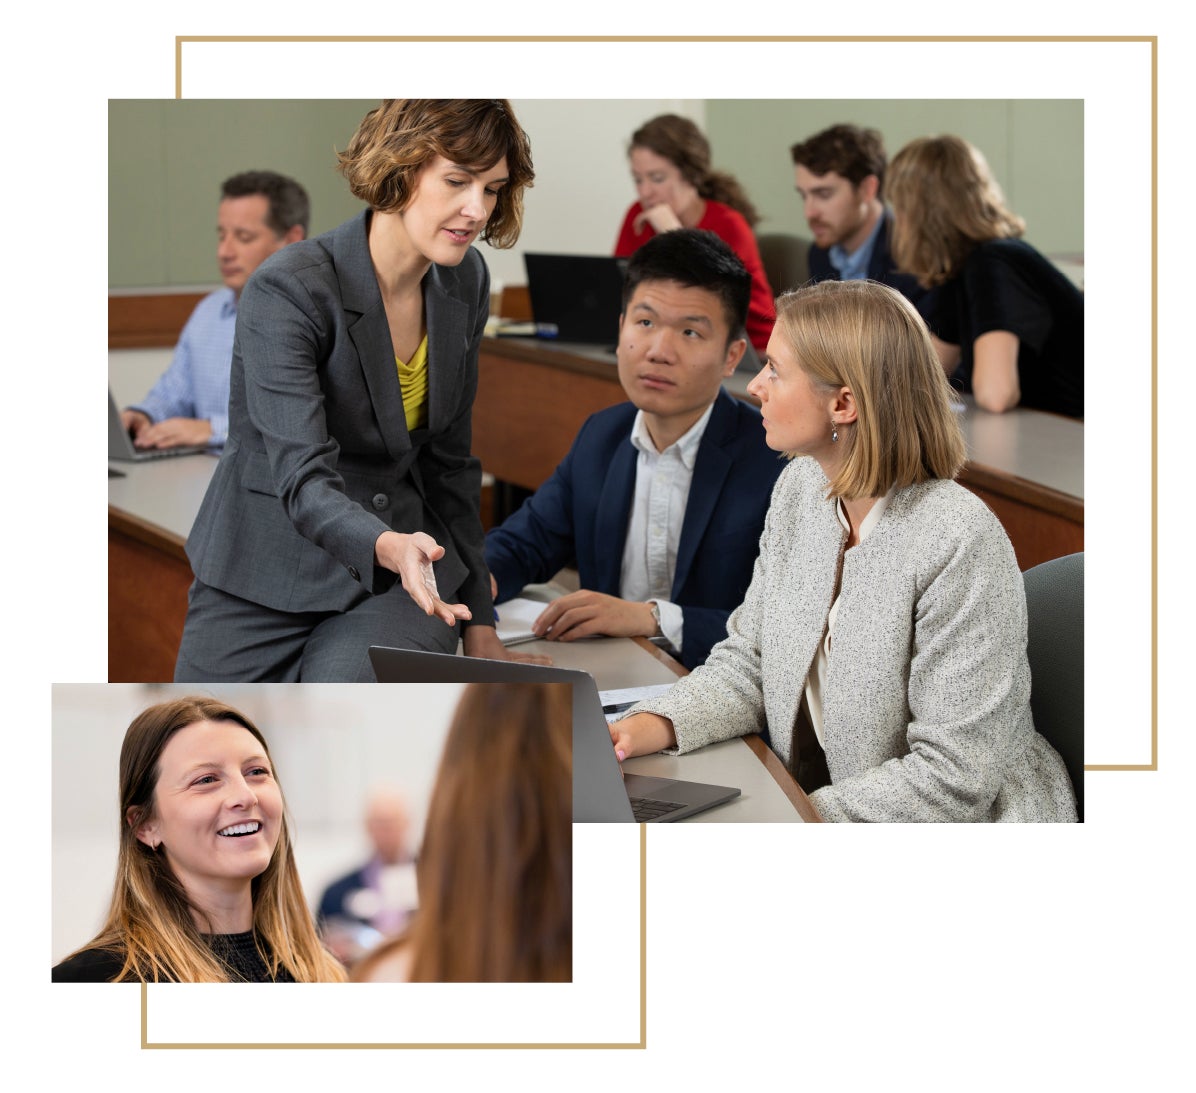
[52, 697, 345, 983]
[888, 134, 1083, 419]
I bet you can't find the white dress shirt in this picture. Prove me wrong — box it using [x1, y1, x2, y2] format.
[619, 403, 715, 655]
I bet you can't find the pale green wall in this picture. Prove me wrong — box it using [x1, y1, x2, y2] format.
[109, 100, 375, 287]
[707, 99, 1083, 255]
[109, 98, 1083, 289]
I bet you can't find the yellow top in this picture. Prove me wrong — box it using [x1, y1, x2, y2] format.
[397, 335, 429, 432]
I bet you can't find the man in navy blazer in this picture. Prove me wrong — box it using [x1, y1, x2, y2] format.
[790, 124, 925, 307]
[485, 230, 784, 669]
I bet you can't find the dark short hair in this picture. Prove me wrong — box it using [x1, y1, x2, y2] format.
[221, 170, 310, 237]
[621, 229, 751, 344]
[790, 124, 888, 197]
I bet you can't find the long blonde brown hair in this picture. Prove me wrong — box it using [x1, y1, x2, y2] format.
[888, 134, 1026, 288]
[356, 682, 572, 982]
[631, 114, 760, 227]
[775, 280, 966, 499]
[69, 697, 346, 982]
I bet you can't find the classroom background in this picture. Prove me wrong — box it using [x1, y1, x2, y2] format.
[108, 97, 1082, 402]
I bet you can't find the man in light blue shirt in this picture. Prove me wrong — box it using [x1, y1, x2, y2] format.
[121, 170, 309, 450]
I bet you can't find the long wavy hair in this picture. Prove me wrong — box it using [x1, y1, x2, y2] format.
[336, 99, 535, 249]
[888, 134, 1026, 288]
[630, 114, 760, 227]
[355, 682, 572, 982]
[67, 697, 346, 983]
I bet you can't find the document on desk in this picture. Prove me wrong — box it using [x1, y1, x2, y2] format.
[493, 596, 550, 646]
[599, 683, 675, 723]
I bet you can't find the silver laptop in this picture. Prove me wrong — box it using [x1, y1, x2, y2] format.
[367, 646, 740, 823]
[108, 389, 211, 462]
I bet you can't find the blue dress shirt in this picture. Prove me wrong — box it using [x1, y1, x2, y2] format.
[129, 288, 236, 445]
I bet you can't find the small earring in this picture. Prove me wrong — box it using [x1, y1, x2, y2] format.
[831, 420, 839, 443]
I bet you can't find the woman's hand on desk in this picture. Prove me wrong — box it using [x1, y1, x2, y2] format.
[610, 712, 676, 762]
[462, 625, 552, 665]
[532, 591, 656, 642]
[375, 530, 472, 627]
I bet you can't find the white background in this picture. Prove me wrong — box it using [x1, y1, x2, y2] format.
[12, 6, 1191, 1088]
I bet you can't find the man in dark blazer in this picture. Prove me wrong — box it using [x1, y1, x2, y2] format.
[790, 123, 926, 306]
[485, 229, 784, 670]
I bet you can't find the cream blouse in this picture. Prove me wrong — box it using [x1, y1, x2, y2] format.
[803, 487, 895, 747]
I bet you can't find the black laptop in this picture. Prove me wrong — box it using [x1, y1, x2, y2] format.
[367, 647, 740, 823]
[521, 253, 628, 347]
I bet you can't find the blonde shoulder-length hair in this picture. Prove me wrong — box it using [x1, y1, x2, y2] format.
[775, 280, 966, 499]
[66, 697, 346, 983]
[887, 134, 1026, 288]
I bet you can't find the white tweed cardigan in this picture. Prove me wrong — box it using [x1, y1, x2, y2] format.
[634, 457, 1077, 823]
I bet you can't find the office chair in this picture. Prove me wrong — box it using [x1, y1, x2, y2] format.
[756, 232, 811, 295]
[1022, 552, 1084, 820]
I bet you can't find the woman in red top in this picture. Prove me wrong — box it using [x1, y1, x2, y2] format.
[614, 114, 775, 355]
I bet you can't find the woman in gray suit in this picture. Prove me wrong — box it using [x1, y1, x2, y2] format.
[611, 280, 1077, 822]
[176, 101, 541, 681]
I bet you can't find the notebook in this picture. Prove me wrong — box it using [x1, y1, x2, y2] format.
[367, 646, 740, 823]
[521, 253, 628, 346]
[108, 389, 211, 462]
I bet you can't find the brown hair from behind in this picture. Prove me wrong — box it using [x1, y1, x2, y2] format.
[69, 696, 345, 982]
[630, 114, 760, 227]
[774, 280, 966, 499]
[355, 682, 572, 983]
[887, 135, 1026, 288]
[789, 123, 889, 197]
[337, 99, 535, 249]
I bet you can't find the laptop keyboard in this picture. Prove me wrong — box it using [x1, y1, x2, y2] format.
[629, 796, 688, 822]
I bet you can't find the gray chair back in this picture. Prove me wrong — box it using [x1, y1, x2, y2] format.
[1022, 552, 1084, 820]
[756, 232, 811, 296]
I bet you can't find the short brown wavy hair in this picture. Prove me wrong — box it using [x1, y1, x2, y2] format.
[337, 99, 535, 249]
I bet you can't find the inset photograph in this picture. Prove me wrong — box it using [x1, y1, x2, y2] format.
[52, 682, 571, 983]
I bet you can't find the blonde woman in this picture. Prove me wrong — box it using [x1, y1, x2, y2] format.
[887, 134, 1083, 418]
[53, 697, 347, 981]
[612, 280, 1077, 822]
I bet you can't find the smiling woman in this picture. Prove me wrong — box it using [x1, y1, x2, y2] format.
[51, 697, 346, 982]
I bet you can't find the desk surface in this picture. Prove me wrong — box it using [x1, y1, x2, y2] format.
[109, 452, 219, 543]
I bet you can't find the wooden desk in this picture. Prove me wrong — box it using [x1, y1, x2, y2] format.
[475, 336, 1083, 570]
[108, 454, 217, 682]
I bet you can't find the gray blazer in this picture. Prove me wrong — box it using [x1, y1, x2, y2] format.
[636, 458, 1077, 822]
[186, 210, 494, 624]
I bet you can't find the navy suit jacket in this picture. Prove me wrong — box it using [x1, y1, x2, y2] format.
[807, 207, 926, 306]
[484, 389, 784, 669]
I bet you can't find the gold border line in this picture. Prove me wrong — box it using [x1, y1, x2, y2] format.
[165, 39, 1158, 757]
[140, 823, 647, 1050]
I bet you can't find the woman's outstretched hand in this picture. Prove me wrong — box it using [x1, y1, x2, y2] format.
[375, 530, 472, 626]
